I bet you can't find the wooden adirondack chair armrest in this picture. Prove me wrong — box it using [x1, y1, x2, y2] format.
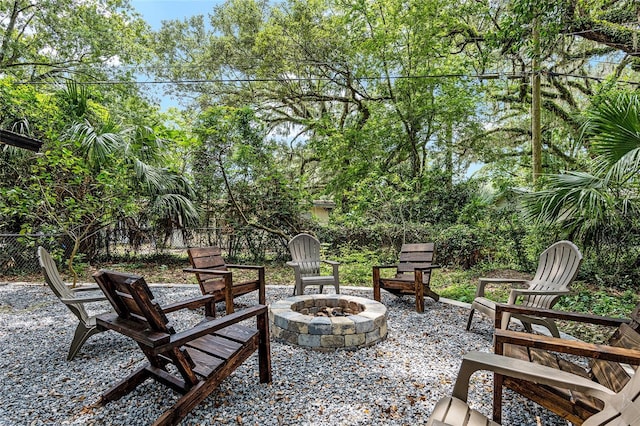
[183, 267, 231, 276]
[60, 295, 108, 304]
[452, 351, 614, 403]
[494, 329, 640, 365]
[494, 303, 630, 328]
[373, 264, 398, 270]
[321, 259, 340, 266]
[226, 264, 265, 270]
[161, 294, 216, 313]
[286, 261, 300, 269]
[154, 305, 269, 354]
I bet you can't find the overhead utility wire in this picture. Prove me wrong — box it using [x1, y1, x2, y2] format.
[15, 71, 640, 86]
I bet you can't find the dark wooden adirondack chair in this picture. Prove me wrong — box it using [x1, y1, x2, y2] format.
[93, 270, 271, 426]
[466, 240, 583, 337]
[491, 302, 640, 425]
[38, 246, 109, 360]
[287, 233, 340, 295]
[184, 247, 265, 316]
[372, 243, 440, 313]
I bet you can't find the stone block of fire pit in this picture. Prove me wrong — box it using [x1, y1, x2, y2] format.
[269, 294, 387, 351]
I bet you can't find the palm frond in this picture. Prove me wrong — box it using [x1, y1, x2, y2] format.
[149, 193, 200, 227]
[68, 120, 122, 168]
[584, 93, 640, 179]
[521, 172, 611, 235]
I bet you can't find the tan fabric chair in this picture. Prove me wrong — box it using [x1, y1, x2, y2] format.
[427, 351, 640, 426]
[37, 246, 108, 360]
[287, 233, 339, 295]
[466, 240, 582, 337]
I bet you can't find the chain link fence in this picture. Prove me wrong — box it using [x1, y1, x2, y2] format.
[0, 227, 290, 277]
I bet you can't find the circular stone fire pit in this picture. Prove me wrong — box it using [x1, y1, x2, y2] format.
[269, 294, 388, 351]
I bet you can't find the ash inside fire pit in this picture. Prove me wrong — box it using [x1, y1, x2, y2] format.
[304, 306, 352, 317]
[269, 295, 387, 351]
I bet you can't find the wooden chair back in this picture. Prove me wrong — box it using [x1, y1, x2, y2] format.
[94, 270, 198, 384]
[524, 240, 583, 308]
[187, 246, 229, 295]
[38, 246, 90, 323]
[373, 242, 439, 312]
[288, 233, 322, 277]
[396, 243, 436, 283]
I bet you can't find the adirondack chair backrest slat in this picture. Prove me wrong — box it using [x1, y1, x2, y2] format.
[396, 243, 435, 281]
[523, 240, 583, 308]
[288, 234, 322, 277]
[94, 270, 173, 333]
[187, 247, 229, 294]
[589, 323, 640, 393]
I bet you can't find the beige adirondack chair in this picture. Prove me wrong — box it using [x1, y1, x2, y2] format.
[287, 233, 339, 295]
[466, 240, 582, 337]
[38, 246, 109, 360]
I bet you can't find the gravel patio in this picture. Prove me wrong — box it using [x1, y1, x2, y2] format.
[0, 282, 568, 425]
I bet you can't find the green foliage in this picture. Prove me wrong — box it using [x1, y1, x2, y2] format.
[435, 224, 488, 269]
[521, 93, 640, 286]
[430, 269, 478, 303]
[557, 282, 638, 317]
[0, 0, 150, 81]
[334, 245, 392, 287]
[191, 106, 306, 239]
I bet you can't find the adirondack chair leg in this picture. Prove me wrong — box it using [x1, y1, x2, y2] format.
[257, 310, 272, 384]
[100, 365, 152, 403]
[258, 268, 266, 305]
[493, 372, 504, 424]
[415, 270, 425, 313]
[67, 323, 102, 361]
[372, 268, 381, 302]
[224, 275, 234, 315]
[465, 309, 475, 331]
[204, 300, 216, 318]
[426, 288, 440, 302]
